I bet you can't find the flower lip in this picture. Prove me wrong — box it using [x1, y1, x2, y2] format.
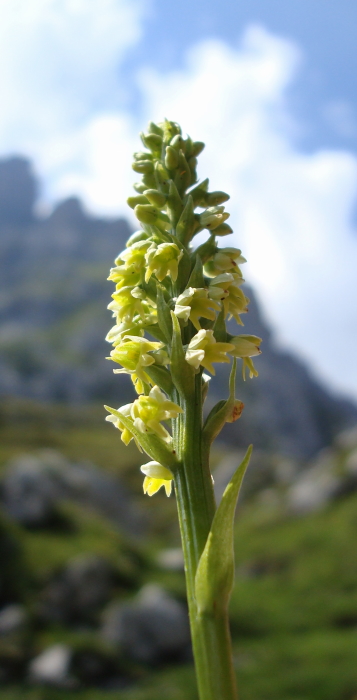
[140, 461, 173, 480]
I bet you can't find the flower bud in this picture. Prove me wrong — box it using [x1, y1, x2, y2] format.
[127, 195, 148, 209]
[141, 173, 156, 189]
[170, 134, 185, 151]
[165, 145, 179, 170]
[144, 189, 167, 207]
[205, 191, 230, 206]
[140, 132, 162, 151]
[133, 151, 152, 161]
[226, 400, 244, 423]
[199, 206, 230, 231]
[147, 121, 163, 136]
[155, 161, 170, 188]
[213, 223, 233, 236]
[133, 181, 147, 194]
[134, 204, 159, 225]
[125, 230, 149, 247]
[161, 119, 181, 144]
[191, 141, 205, 156]
[176, 151, 192, 191]
[132, 160, 154, 174]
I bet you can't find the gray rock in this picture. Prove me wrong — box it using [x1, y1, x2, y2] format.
[28, 644, 75, 687]
[345, 448, 357, 475]
[287, 435, 357, 514]
[1, 449, 143, 534]
[1, 454, 59, 526]
[213, 448, 297, 503]
[335, 426, 357, 451]
[156, 548, 184, 571]
[0, 604, 27, 636]
[101, 584, 191, 665]
[287, 450, 340, 514]
[39, 554, 114, 624]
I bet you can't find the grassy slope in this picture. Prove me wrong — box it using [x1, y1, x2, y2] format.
[1, 401, 357, 699]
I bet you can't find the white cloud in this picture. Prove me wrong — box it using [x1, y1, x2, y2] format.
[136, 27, 357, 399]
[0, 13, 356, 399]
[0, 0, 146, 169]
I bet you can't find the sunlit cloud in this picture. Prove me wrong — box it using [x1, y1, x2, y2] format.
[136, 28, 357, 397]
[0, 0, 146, 162]
[0, 9, 356, 399]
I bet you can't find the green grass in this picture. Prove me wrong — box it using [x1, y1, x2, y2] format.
[20, 502, 144, 585]
[1, 399, 357, 699]
[0, 399, 140, 477]
[230, 495, 357, 636]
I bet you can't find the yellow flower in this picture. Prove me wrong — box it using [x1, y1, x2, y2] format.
[208, 273, 249, 324]
[116, 239, 151, 271]
[131, 385, 183, 442]
[140, 461, 173, 497]
[204, 247, 246, 278]
[110, 336, 164, 372]
[185, 329, 234, 375]
[105, 320, 144, 346]
[110, 336, 169, 394]
[229, 334, 262, 379]
[108, 286, 155, 323]
[105, 403, 141, 449]
[174, 287, 221, 330]
[199, 206, 230, 231]
[107, 264, 142, 290]
[145, 242, 183, 283]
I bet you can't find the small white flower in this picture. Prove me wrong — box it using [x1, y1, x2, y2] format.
[140, 461, 173, 497]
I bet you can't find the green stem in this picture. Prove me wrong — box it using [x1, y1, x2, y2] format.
[173, 375, 238, 700]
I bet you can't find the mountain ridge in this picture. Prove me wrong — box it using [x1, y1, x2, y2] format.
[0, 155, 356, 459]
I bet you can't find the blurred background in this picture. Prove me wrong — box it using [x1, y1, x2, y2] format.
[0, 1, 357, 699]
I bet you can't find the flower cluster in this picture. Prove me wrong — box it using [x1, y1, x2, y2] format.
[105, 120, 262, 496]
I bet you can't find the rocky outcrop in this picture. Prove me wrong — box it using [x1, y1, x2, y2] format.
[0, 449, 144, 535]
[101, 584, 191, 665]
[0, 155, 356, 458]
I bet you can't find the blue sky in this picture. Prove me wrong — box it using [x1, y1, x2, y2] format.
[0, 0, 356, 401]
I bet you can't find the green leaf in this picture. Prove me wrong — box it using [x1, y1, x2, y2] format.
[175, 151, 191, 193]
[202, 359, 236, 445]
[193, 234, 216, 265]
[176, 195, 195, 245]
[213, 307, 228, 342]
[156, 285, 173, 343]
[144, 364, 174, 396]
[187, 255, 205, 289]
[195, 445, 252, 615]
[170, 311, 195, 397]
[104, 406, 179, 470]
[187, 177, 209, 207]
[144, 324, 168, 344]
[167, 180, 183, 227]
